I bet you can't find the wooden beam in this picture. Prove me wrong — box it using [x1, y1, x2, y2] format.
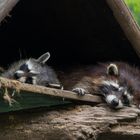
[0, 0, 19, 23]
[106, 0, 140, 57]
[0, 77, 102, 104]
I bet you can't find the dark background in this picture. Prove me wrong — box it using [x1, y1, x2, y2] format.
[0, 0, 139, 68]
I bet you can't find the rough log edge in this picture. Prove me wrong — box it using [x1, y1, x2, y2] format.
[0, 0, 19, 23]
[0, 77, 102, 104]
[106, 0, 140, 57]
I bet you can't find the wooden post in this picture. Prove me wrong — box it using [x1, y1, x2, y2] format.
[0, 0, 19, 23]
[106, 0, 140, 57]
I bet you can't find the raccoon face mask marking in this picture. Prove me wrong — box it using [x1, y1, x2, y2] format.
[99, 63, 134, 108]
[20, 63, 30, 72]
[13, 52, 51, 84]
[100, 81, 132, 108]
[14, 62, 37, 84]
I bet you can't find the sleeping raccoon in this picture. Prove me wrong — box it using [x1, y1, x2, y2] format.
[59, 62, 140, 109]
[2, 52, 61, 88]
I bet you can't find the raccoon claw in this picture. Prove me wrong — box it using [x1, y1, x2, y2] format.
[72, 88, 87, 96]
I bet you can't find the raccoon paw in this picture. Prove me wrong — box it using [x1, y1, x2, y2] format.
[72, 88, 87, 96]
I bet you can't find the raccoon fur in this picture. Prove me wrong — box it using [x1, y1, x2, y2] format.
[2, 52, 61, 88]
[59, 62, 140, 109]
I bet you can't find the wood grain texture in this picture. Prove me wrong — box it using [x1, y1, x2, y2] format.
[0, 77, 140, 139]
[0, 104, 140, 140]
[0, 77, 102, 109]
[0, 0, 19, 23]
[106, 0, 140, 57]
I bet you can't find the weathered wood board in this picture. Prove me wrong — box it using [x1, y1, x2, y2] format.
[0, 0, 19, 23]
[0, 77, 102, 113]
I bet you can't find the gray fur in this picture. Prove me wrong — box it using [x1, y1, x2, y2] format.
[2, 52, 60, 87]
[1, 60, 27, 79]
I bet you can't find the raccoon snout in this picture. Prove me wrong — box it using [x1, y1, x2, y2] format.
[111, 98, 119, 107]
[106, 94, 117, 104]
[105, 95, 123, 109]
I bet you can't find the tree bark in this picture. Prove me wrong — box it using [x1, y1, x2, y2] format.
[0, 104, 140, 140]
[106, 0, 140, 57]
[0, 0, 19, 23]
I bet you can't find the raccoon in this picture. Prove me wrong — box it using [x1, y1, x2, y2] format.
[59, 62, 140, 109]
[2, 52, 61, 88]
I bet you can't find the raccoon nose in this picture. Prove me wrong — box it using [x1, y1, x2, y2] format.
[111, 98, 119, 107]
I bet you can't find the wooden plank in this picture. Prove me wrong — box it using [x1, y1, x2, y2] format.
[0, 77, 102, 112]
[106, 0, 140, 57]
[0, 77, 102, 103]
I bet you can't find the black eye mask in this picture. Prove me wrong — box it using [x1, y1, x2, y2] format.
[19, 64, 30, 72]
[14, 64, 30, 79]
[99, 85, 119, 95]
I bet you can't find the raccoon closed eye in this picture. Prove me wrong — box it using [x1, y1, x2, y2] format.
[122, 97, 130, 105]
[127, 87, 134, 94]
[19, 64, 30, 72]
[110, 85, 119, 91]
[99, 85, 110, 95]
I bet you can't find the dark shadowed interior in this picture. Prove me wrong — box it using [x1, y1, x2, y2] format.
[0, 0, 139, 68]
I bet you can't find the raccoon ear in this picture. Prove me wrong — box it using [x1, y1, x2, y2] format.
[107, 63, 119, 76]
[37, 52, 50, 64]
